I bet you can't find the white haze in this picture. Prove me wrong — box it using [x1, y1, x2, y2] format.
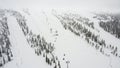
[0, 0, 120, 13]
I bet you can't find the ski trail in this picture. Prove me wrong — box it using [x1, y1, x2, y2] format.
[43, 12, 111, 68]
[4, 15, 51, 68]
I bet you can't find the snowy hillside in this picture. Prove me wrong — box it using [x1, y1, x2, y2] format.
[0, 9, 120, 68]
[93, 13, 120, 39]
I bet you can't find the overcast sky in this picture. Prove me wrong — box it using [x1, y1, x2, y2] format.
[0, 0, 120, 13]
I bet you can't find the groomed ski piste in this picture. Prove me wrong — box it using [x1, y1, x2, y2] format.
[0, 8, 120, 68]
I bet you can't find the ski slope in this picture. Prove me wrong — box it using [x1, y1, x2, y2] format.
[0, 9, 120, 68]
[4, 14, 51, 68]
[40, 10, 120, 68]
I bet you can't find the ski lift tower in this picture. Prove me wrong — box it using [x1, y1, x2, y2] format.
[66, 60, 70, 68]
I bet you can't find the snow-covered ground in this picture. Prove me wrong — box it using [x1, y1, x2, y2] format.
[4, 14, 52, 68]
[0, 9, 120, 68]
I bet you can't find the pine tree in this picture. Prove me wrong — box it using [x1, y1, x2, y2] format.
[58, 61, 61, 68]
[54, 65, 57, 68]
[46, 55, 48, 63]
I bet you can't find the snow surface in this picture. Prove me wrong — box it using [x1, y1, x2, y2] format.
[4, 14, 51, 68]
[0, 9, 120, 68]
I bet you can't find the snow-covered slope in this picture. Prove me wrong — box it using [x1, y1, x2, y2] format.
[0, 9, 120, 68]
